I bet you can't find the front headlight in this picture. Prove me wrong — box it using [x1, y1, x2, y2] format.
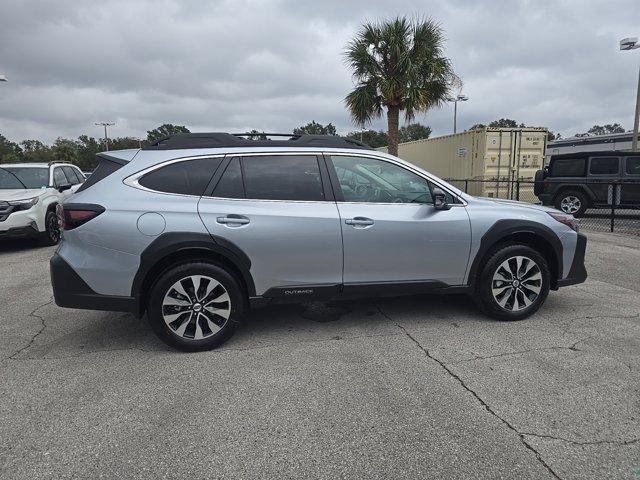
[548, 212, 579, 232]
[8, 196, 39, 211]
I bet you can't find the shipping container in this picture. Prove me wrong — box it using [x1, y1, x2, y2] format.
[379, 127, 547, 199]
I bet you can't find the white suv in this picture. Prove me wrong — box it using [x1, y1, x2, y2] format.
[0, 162, 85, 245]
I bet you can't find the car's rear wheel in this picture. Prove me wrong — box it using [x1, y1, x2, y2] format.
[476, 244, 550, 321]
[147, 262, 244, 351]
[41, 209, 60, 246]
[554, 190, 588, 217]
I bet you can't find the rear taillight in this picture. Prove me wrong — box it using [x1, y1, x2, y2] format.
[57, 203, 105, 230]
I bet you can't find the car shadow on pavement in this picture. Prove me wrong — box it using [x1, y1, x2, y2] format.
[21, 294, 478, 358]
[0, 238, 49, 254]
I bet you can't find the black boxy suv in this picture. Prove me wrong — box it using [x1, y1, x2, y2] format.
[535, 151, 640, 216]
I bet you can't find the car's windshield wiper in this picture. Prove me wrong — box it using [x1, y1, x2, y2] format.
[0, 166, 28, 189]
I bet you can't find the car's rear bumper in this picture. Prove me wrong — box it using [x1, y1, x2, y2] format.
[556, 233, 587, 288]
[50, 252, 141, 316]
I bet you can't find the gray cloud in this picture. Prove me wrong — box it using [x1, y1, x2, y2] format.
[0, 0, 638, 143]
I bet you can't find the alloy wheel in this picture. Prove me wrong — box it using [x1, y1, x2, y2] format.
[48, 213, 60, 243]
[162, 275, 231, 340]
[491, 256, 542, 312]
[560, 195, 581, 214]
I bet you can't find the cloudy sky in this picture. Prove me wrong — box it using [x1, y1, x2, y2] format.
[0, 0, 638, 144]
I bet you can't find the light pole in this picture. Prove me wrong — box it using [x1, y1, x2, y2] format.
[95, 122, 115, 151]
[447, 94, 468, 134]
[620, 37, 640, 152]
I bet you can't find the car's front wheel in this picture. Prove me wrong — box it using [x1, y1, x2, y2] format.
[476, 244, 550, 321]
[41, 209, 60, 246]
[147, 262, 245, 351]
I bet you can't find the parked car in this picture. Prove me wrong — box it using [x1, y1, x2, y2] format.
[0, 162, 85, 245]
[50, 134, 587, 351]
[535, 151, 640, 216]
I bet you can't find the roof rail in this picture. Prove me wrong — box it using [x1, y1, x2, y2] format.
[142, 132, 372, 150]
[48, 160, 73, 166]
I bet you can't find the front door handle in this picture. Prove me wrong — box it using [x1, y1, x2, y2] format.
[217, 215, 250, 226]
[345, 217, 374, 227]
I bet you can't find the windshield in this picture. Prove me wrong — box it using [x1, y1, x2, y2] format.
[0, 167, 49, 189]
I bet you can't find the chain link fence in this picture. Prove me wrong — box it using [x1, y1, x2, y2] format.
[445, 178, 640, 235]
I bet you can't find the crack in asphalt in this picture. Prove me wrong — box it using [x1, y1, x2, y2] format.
[374, 303, 563, 480]
[521, 432, 640, 447]
[7, 297, 54, 360]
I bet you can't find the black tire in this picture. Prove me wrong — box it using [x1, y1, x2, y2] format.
[475, 244, 550, 321]
[147, 261, 245, 351]
[41, 209, 60, 246]
[554, 189, 588, 217]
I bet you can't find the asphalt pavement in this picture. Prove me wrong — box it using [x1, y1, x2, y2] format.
[0, 230, 639, 479]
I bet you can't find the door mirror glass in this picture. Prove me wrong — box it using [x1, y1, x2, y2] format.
[432, 187, 451, 210]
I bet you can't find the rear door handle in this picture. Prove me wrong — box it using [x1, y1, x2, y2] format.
[345, 217, 374, 227]
[217, 215, 250, 226]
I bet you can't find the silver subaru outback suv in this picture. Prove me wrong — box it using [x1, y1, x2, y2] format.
[50, 133, 587, 351]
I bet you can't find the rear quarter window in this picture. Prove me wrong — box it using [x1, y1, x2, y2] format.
[550, 158, 585, 177]
[589, 157, 619, 175]
[138, 157, 223, 196]
[626, 157, 640, 175]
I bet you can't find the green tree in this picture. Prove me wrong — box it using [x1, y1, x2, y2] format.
[345, 129, 388, 148]
[20, 140, 53, 163]
[293, 121, 337, 136]
[344, 17, 459, 155]
[244, 130, 268, 140]
[468, 123, 486, 131]
[488, 118, 524, 128]
[107, 137, 143, 150]
[0, 133, 23, 164]
[576, 124, 626, 137]
[399, 123, 432, 142]
[146, 123, 190, 142]
[52, 138, 78, 164]
[75, 135, 101, 171]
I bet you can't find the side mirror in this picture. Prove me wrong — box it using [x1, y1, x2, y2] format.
[58, 184, 72, 193]
[432, 187, 451, 210]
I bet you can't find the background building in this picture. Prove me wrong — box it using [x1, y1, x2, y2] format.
[380, 127, 548, 198]
[546, 132, 634, 156]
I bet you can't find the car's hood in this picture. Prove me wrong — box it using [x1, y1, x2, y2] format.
[473, 196, 560, 214]
[0, 188, 44, 202]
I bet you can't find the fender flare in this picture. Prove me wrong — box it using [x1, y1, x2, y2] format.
[467, 219, 564, 286]
[131, 231, 255, 300]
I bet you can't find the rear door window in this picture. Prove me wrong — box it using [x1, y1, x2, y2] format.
[589, 157, 619, 175]
[241, 155, 325, 201]
[53, 168, 69, 187]
[625, 157, 640, 175]
[138, 157, 223, 196]
[62, 166, 81, 185]
[550, 158, 585, 177]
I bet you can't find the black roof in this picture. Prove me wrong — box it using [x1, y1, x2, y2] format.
[143, 133, 372, 150]
[549, 150, 635, 160]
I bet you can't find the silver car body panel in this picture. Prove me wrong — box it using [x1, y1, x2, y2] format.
[56, 145, 579, 299]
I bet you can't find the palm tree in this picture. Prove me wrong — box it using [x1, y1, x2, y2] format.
[344, 17, 459, 155]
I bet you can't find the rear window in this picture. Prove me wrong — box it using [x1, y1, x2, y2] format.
[550, 158, 585, 177]
[77, 156, 125, 193]
[589, 157, 619, 175]
[626, 157, 640, 175]
[139, 158, 222, 196]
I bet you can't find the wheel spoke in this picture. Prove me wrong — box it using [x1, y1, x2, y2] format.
[491, 255, 543, 312]
[162, 274, 232, 341]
